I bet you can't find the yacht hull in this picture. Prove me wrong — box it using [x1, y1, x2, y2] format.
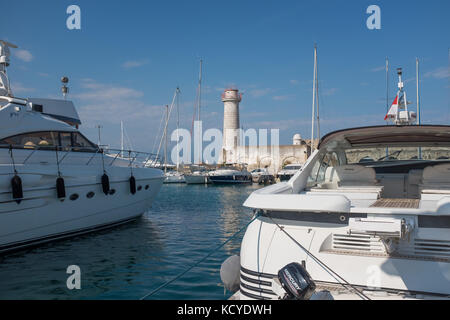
[209, 175, 252, 184]
[184, 174, 210, 184]
[0, 164, 164, 253]
[238, 214, 450, 300]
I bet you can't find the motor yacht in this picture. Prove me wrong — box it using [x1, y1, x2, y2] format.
[229, 70, 450, 300]
[209, 166, 252, 184]
[276, 163, 303, 181]
[0, 40, 164, 253]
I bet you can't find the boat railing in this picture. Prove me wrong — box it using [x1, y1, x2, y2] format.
[0, 143, 163, 168]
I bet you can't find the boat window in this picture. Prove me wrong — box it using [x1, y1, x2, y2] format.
[307, 152, 339, 185]
[0, 131, 97, 152]
[0, 131, 58, 149]
[59, 132, 72, 151]
[345, 147, 450, 164]
[72, 132, 96, 151]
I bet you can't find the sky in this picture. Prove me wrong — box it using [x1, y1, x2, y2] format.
[1, 0, 449, 157]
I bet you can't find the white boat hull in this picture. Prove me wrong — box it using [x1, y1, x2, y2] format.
[0, 163, 163, 253]
[184, 174, 210, 184]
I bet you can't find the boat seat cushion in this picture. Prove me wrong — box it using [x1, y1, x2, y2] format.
[420, 163, 450, 195]
[325, 165, 378, 186]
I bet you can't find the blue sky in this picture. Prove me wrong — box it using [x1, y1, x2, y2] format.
[1, 0, 449, 154]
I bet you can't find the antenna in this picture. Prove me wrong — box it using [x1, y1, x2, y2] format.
[385, 67, 416, 125]
[61, 76, 69, 99]
[0, 40, 18, 97]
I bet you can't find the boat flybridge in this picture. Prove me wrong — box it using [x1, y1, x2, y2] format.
[234, 70, 450, 300]
[0, 40, 164, 253]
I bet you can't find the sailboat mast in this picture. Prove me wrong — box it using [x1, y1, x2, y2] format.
[416, 58, 422, 159]
[315, 46, 320, 141]
[198, 59, 202, 122]
[120, 120, 124, 157]
[311, 44, 317, 152]
[176, 87, 180, 170]
[164, 104, 168, 174]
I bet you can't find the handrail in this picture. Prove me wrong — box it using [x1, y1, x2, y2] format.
[0, 144, 163, 168]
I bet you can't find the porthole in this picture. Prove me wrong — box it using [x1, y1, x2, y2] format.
[70, 193, 79, 201]
[145, 185, 149, 190]
[339, 215, 346, 222]
[137, 185, 142, 191]
[109, 189, 116, 195]
[86, 191, 95, 199]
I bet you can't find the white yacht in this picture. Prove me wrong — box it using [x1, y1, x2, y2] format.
[164, 170, 185, 183]
[184, 171, 210, 184]
[0, 41, 164, 253]
[231, 70, 450, 300]
[276, 163, 303, 181]
[209, 166, 252, 184]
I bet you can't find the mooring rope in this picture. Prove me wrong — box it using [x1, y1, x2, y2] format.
[139, 213, 260, 300]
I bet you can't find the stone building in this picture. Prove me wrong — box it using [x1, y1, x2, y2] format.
[219, 88, 311, 174]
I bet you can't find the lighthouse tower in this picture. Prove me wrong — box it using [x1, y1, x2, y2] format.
[221, 88, 242, 163]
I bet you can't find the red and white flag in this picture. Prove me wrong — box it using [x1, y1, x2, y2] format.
[384, 95, 399, 121]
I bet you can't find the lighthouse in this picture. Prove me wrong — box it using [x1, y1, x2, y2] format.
[221, 89, 242, 163]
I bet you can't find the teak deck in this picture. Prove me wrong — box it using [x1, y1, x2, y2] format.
[370, 198, 420, 209]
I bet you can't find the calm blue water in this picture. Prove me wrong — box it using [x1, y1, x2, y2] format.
[0, 184, 260, 300]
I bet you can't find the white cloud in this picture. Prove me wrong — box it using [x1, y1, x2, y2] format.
[424, 66, 449, 79]
[73, 79, 160, 125]
[122, 59, 149, 69]
[323, 88, 338, 96]
[14, 49, 33, 62]
[273, 94, 294, 101]
[249, 88, 273, 98]
[290, 79, 300, 85]
[370, 65, 386, 72]
[11, 82, 35, 94]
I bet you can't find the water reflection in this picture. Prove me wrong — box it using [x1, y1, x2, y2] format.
[0, 183, 261, 299]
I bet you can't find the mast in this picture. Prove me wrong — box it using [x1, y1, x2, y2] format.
[385, 57, 389, 157]
[176, 87, 180, 170]
[164, 104, 168, 174]
[311, 44, 317, 152]
[315, 46, 320, 141]
[416, 58, 422, 159]
[120, 120, 124, 157]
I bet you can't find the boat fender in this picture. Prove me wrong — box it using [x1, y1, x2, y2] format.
[129, 175, 136, 194]
[220, 255, 240, 293]
[11, 174, 23, 203]
[101, 173, 110, 195]
[56, 176, 66, 199]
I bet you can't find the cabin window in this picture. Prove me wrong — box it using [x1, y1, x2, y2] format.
[0, 131, 96, 152]
[59, 132, 72, 151]
[0, 131, 58, 149]
[72, 132, 96, 151]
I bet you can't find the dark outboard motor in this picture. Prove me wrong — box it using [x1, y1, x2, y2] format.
[277, 262, 316, 300]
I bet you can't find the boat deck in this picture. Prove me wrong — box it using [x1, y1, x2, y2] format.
[370, 198, 420, 209]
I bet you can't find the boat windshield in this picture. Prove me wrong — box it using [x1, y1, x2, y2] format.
[307, 145, 450, 186]
[346, 146, 450, 164]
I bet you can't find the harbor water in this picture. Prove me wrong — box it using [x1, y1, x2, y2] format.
[0, 184, 260, 300]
